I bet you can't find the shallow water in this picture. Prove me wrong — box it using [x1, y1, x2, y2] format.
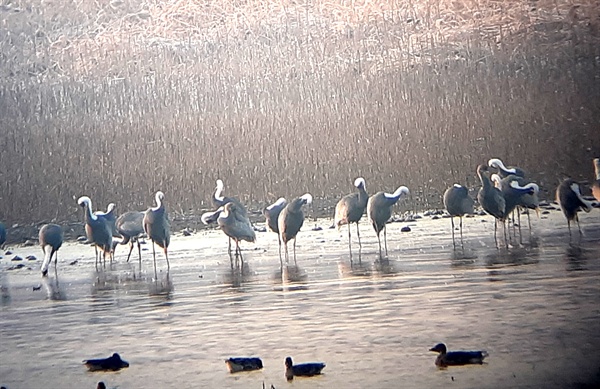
[1, 210, 600, 389]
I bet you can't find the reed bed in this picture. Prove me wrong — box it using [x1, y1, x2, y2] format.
[0, 0, 599, 225]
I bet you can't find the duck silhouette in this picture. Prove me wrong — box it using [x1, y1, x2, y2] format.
[83, 353, 129, 371]
[429, 343, 488, 367]
[285, 356, 325, 380]
[225, 357, 263, 373]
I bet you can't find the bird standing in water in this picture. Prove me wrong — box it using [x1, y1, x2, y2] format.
[443, 184, 474, 248]
[143, 191, 170, 278]
[334, 177, 368, 261]
[367, 186, 410, 258]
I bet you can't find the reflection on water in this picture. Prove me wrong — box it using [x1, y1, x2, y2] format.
[485, 246, 539, 268]
[564, 243, 588, 272]
[42, 276, 66, 301]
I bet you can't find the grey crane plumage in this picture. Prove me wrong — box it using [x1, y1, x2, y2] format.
[39, 224, 63, 277]
[95, 203, 117, 236]
[334, 177, 368, 260]
[212, 179, 248, 252]
[443, 184, 474, 247]
[592, 158, 600, 202]
[278, 193, 312, 265]
[263, 197, 287, 263]
[203, 202, 255, 266]
[476, 165, 506, 246]
[367, 186, 410, 258]
[556, 178, 594, 236]
[115, 211, 145, 266]
[491, 174, 540, 239]
[77, 196, 114, 266]
[143, 191, 170, 278]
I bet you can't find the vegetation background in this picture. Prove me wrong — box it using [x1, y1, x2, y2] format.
[1, 0, 599, 228]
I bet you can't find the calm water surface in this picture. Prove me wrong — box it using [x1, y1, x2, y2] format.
[1, 210, 599, 389]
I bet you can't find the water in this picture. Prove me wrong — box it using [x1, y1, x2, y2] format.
[1, 210, 599, 389]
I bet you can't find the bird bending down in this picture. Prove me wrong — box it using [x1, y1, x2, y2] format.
[143, 191, 170, 278]
[202, 201, 255, 267]
[488, 158, 526, 179]
[39, 224, 63, 277]
[263, 197, 287, 263]
[476, 165, 506, 247]
[285, 356, 326, 381]
[115, 211, 145, 266]
[334, 177, 368, 261]
[556, 178, 594, 236]
[278, 193, 313, 265]
[592, 158, 600, 202]
[429, 343, 488, 367]
[78, 196, 114, 267]
[443, 184, 474, 247]
[367, 186, 410, 258]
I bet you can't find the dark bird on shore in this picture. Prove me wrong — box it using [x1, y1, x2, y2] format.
[225, 357, 263, 373]
[202, 202, 255, 265]
[78, 196, 114, 266]
[83, 353, 129, 372]
[334, 177, 368, 261]
[593, 158, 600, 202]
[278, 193, 313, 265]
[0, 222, 6, 249]
[143, 191, 170, 277]
[285, 356, 326, 380]
[263, 197, 287, 263]
[476, 165, 506, 246]
[429, 343, 488, 367]
[488, 158, 526, 179]
[115, 211, 145, 266]
[556, 178, 594, 236]
[443, 184, 474, 247]
[367, 186, 410, 258]
[39, 224, 63, 277]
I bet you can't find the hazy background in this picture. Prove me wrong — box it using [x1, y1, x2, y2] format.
[1, 0, 599, 224]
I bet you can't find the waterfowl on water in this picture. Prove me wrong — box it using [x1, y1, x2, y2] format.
[225, 357, 263, 373]
[83, 353, 129, 371]
[285, 356, 325, 380]
[429, 343, 488, 367]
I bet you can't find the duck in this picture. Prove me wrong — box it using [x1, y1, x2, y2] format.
[225, 357, 263, 373]
[429, 343, 488, 367]
[83, 353, 129, 371]
[285, 356, 326, 380]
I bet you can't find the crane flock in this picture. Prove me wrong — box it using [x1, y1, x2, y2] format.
[2, 158, 598, 278]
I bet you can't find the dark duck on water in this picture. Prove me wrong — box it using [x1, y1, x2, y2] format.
[429, 343, 488, 367]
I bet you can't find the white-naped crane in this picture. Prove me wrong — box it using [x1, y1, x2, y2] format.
[115, 211, 145, 267]
[488, 158, 526, 179]
[443, 184, 474, 248]
[367, 185, 410, 258]
[334, 177, 368, 261]
[39, 223, 63, 277]
[278, 193, 312, 265]
[202, 201, 256, 267]
[143, 191, 170, 278]
[78, 196, 114, 267]
[556, 178, 594, 237]
[263, 197, 287, 264]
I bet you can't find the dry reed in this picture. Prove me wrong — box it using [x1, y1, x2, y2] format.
[0, 0, 599, 225]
